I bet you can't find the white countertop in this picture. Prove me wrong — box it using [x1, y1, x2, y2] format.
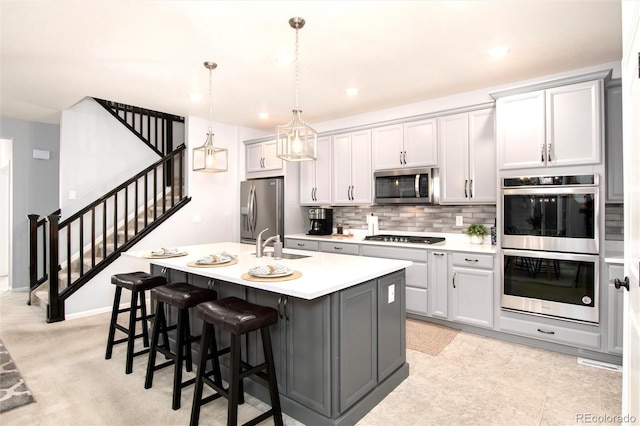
[286, 231, 498, 254]
[123, 242, 411, 300]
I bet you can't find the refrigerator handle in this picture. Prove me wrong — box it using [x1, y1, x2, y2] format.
[247, 185, 255, 235]
[251, 184, 258, 235]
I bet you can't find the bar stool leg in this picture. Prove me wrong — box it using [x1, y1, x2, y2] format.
[125, 290, 139, 374]
[227, 334, 242, 426]
[140, 291, 150, 347]
[105, 286, 123, 360]
[173, 308, 187, 410]
[261, 328, 283, 426]
[190, 324, 212, 426]
[144, 301, 166, 389]
[184, 313, 193, 372]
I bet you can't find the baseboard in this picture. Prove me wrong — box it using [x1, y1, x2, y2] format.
[66, 304, 126, 320]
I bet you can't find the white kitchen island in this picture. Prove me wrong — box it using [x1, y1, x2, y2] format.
[124, 242, 411, 426]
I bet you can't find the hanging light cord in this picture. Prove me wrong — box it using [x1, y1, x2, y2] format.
[294, 24, 300, 110]
[208, 66, 214, 132]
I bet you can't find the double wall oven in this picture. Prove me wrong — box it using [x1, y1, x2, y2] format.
[500, 174, 600, 324]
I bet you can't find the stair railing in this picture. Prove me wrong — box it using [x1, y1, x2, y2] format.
[28, 144, 190, 322]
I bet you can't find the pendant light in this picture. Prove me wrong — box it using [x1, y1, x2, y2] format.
[193, 61, 228, 172]
[276, 17, 317, 162]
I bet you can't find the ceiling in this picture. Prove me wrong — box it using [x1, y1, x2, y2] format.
[0, 1, 622, 131]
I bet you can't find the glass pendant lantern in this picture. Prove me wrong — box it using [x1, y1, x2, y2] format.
[276, 17, 317, 161]
[193, 61, 228, 172]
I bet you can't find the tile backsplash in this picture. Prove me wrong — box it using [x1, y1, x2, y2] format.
[332, 204, 625, 240]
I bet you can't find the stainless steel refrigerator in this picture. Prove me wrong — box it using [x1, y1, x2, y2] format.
[240, 177, 284, 244]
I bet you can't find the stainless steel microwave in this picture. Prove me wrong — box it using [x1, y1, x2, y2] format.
[374, 168, 439, 204]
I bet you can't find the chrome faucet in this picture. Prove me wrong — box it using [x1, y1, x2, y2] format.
[256, 228, 279, 258]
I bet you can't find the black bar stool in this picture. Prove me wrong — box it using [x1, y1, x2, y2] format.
[144, 282, 218, 410]
[105, 271, 167, 374]
[190, 297, 283, 426]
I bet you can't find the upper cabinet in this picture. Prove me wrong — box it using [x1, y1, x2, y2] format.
[332, 130, 372, 205]
[605, 80, 623, 203]
[372, 119, 438, 171]
[246, 139, 283, 175]
[300, 136, 332, 205]
[439, 108, 496, 204]
[496, 79, 603, 170]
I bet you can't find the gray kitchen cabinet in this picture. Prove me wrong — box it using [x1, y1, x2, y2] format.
[300, 136, 332, 205]
[377, 271, 406, 381]
[360, 245, 428, 316]
[320, 241, 360, 255]
[495, 79, 603, 170]
[339, 279, 377, 412]
[449, 252, 494, 328]
[372, 119, 438, 171]
[251, 289, 332, 417]
[439, 108, 496, 204]
[246, 139, 283, 175]
[332, 130, 372, 205]
[605, 80, 623, 202]
[285, 238, 319, 251]
[428, 250, 448, 319]
[606, 264, 624, 354]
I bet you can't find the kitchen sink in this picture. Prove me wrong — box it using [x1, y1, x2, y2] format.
[251, 251, 310, 260]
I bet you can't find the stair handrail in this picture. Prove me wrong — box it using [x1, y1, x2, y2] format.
[30, 144, 189, 322]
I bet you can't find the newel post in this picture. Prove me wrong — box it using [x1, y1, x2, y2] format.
[47, 212, 64, 322]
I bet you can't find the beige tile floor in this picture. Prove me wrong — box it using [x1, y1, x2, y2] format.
[0, 286, 622, 426]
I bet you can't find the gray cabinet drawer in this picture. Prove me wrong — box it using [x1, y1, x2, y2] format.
[361, 245, 427, 262]
[450, 252, 494, 269]
[319, 241, 359, 255]
[500, 316, 600, 350]
[285, 239, 319, 251]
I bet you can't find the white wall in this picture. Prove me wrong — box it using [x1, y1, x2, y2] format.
[0, 138, 11, 278]
[59, 98, 160, 216]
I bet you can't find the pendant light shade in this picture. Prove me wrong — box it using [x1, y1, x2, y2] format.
[276, 17, 317, 161]
[193, 61, 228, 172]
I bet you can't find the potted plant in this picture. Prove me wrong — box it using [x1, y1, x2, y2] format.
[466, 223, 488, 244]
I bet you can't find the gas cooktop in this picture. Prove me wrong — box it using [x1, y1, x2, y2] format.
[364, 234, 446, 244]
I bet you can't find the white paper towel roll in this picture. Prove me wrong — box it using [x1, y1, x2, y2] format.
[366, 214, 379, 236]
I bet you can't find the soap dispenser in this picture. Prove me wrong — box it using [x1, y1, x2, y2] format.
[273, 236, 283, 259]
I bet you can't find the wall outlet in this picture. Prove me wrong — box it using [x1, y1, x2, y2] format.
[388, 284, 395, 304]
[192, 214, 202, 223]
[456, 215, 463, 226]
[68, 190, 76, 200]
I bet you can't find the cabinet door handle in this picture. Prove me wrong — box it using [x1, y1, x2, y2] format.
[403, 151, 407, 165]
[469, 179, 473, 198]
[400, 151, 403, 165]
[547, 143, 552, 162]
[464, 179, 468, 198]
[537, 328, 555, 335]
[465, 258, 479, 262]
[277, 296, 284, 319]
[541, 144, 545, 162]
[452, 272, 456, 288]
[283, 296, 289, 321]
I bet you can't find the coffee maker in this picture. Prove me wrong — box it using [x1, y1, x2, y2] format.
[308, 208, 333, 235]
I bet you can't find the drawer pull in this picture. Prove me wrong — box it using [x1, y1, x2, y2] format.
[465, 258, 479, 262]
[297, 243, 305, 247]
[434, 253, 445, 257]
[334, 246, 343, 251]
[537, 328, 555, 335]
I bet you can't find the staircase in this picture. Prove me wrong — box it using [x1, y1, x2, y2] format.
[27, 99, 190, 322]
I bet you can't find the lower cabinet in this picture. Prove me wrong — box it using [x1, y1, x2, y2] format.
[450, 252, 494, 328]
[251, 289, 332, 417]
[428, 251, 448, 319]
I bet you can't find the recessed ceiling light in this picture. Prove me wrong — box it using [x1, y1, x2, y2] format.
[276, 53, 294, 64]
[190, 92, 203, 102]
[489, 46, 510, 58]
[259, 112, 270, 119]
[345, 87, 360, 96]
